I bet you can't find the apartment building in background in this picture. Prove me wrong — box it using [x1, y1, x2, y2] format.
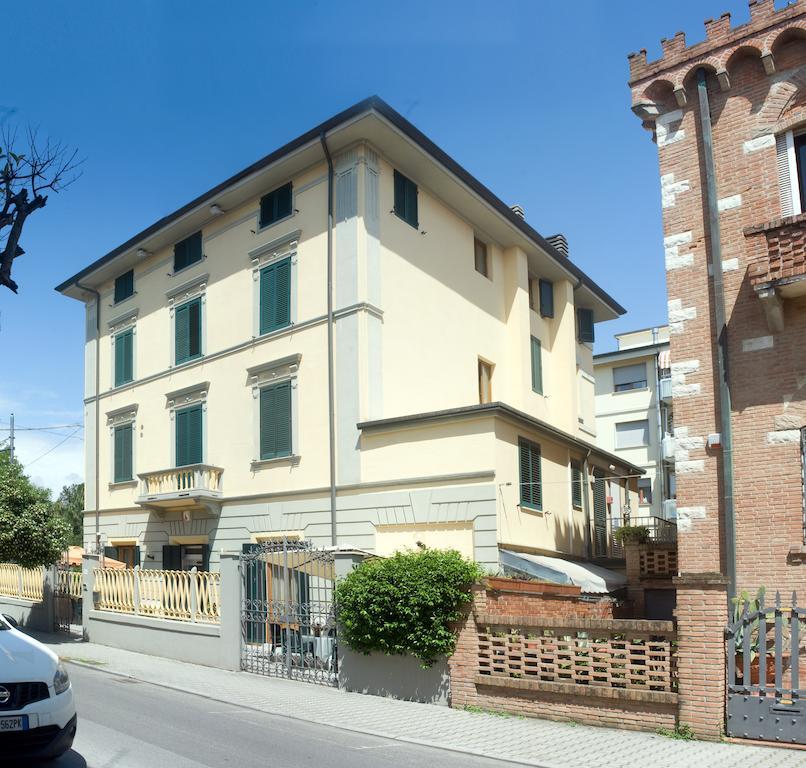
[56, 97, 640, 578]
[594, 326, 675, 527]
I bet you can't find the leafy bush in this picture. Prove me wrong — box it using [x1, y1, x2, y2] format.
[0, 455, 69, 567]
[335, 548, 483, 666]
[614, 525, 650, 545]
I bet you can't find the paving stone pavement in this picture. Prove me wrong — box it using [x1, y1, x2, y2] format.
[38, 634, 806, 768]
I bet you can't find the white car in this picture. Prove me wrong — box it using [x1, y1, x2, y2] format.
[0, 613, 77, 760]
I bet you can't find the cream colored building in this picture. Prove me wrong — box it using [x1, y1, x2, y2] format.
[57, 97, 640, 573]
[593, 327, 674, 529]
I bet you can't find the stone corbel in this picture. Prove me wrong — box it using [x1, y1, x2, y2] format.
[716, 69, 730, 92]
[761, 51, 775, 76]
[673, 86, 687, 108]
[757, 287, 784, 333]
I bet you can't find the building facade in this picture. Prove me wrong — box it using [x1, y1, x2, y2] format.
[594, 326, 675, 525]
[629, 0, 806, 599]
[58, 97, 639, 574]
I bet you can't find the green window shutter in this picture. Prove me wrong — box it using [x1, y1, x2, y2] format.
[260, 381, 292, 460]
[104, 546, 119, 560]
[115, 329, 134, 387]
[174, 231, 202, 272]
[571, 461, 582, 509]
[176, 405, 203, 467]
[577, 308, 595, 343]
[530, 336, 543, 394]
[393, 170, 418, 228]
[114, 270, 134, 303]
[518, 439, 542, 510]
[260, 183, 293, 228]
[114, 423, 133, 483]
[259, 258, 291, 334]
[162, 545, 181, 570]
[539, 279, 554, 318]
[175, 298, 201, 364]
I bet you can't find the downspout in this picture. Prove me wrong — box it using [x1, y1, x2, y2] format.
[320, 132, 337, 546]
[76, 280, 101, 557]
[581, 448, 593, 560]
[695, 68, 737, 608]
[653, 350, 666, 516]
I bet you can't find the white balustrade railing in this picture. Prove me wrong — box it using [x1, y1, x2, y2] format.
[0, 563, 45, 601]
[93, 566, 220, 624]
[138, 464, 223, 498]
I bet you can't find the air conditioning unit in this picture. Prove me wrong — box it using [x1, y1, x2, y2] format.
[659, 377, 672, 402]
[662, 435, 676, 462]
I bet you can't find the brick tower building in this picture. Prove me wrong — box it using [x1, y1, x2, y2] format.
[629, 1, 806, 738]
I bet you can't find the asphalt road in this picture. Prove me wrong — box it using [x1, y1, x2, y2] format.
[36, 663, 516, 768]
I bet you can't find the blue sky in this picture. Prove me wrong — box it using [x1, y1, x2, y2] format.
[0, 0, 766, 493]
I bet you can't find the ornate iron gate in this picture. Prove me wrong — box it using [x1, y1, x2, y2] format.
[240, 538, 337, 686]
[726, 590, 805, 743]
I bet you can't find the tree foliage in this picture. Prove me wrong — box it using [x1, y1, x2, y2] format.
[53, 482, 84, 546]
[0, 126, 80, 293]
[335, 548, 483, 666]
[0, 453, 68, 567]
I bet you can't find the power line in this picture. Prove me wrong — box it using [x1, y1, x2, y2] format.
[26, 427, 82, 467]
[0, 424, 83, 431]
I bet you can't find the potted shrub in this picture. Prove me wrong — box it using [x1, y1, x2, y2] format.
[613, 525, 650, 545]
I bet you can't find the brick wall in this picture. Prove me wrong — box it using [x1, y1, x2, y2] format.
[629, 3, 806, 597]
[448, 579, 677, 732]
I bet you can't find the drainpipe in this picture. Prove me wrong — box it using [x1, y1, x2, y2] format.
[76, 281, 101, 557]
[695, 68, 737, 608]
[319, 132, 337, 546]
[653, 350, 666, 517]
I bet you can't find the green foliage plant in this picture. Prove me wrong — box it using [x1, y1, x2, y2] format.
[335, 548, 483, 667]
[613, 525, 650, 545]
[0, 454, 69, 567]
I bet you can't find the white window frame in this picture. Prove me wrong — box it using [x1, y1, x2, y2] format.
[612, 362, 648, 393]
[247, 354, 301, 467]
[637, 477, 653, 506]
[614, 419, 650, 450]
[779, 130, 804, 218]
[166, 383, 209, 467]
[249, 230, 300, 339]
[167, 274, 208, 368]
[106, 404, 138, 488]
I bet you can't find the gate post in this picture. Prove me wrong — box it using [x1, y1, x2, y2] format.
[81, 554, 99, 641]
[674, 573, 728, 740]
[218, 552, 241, 671]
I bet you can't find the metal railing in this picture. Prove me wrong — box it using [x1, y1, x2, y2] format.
[628, 516, 678, 544]
[0, 564, 45, 601]
[57, 569, 83, 600]
[94, 566, 220, 624]
[138, 464, 223, 498]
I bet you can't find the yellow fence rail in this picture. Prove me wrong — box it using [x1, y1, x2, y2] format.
[57, 570, 83, 600]
[0, 563, 45, 601]
[93, 567, 220, 624]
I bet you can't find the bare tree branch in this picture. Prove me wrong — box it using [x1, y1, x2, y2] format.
[0, 125, 81, 293]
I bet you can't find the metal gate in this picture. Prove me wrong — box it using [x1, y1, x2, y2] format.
[726, 590, 805, 743]
[240, 538, 337, 686]
[54, 563, 83, 637]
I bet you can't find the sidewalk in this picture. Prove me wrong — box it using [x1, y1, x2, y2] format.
[39, 633, 806, 768]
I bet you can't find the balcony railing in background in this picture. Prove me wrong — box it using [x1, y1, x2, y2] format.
[138, 464, 223, 499]
[94, 566, 220, 624]
[628, 515, 678, 544]
[0, 564, 45, 601]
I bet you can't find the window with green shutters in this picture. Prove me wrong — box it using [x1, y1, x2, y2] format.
[114, 329, 134, 387]
[518, 438, 542, 511]
[173, 231, 203, 272]
[175, 405, 203, 467]
[530, 336, 543, 394]
[114, 270, 134, 303]
[113, 423, 133, 483]
[570, 461, 583, 509]
[393, 170, 418, 228]
[259, 182, 293, 228]
[260, 381, 292, 460]
[538, 279, 554, 318]
[577, 307, 595, 343]
[175, 297, 202, 364]
[259, 258, 291, 334]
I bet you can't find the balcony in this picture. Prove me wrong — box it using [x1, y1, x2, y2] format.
[659, 377, 672, 403]
[630, 515, 677, 544]
[661, 435, 676, 463]
[136, 464, 224, 515]
[745, 213, 806, 332]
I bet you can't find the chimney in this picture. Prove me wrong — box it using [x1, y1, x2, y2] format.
[510, 204, 525, 218]
[546, 233, 569, 257]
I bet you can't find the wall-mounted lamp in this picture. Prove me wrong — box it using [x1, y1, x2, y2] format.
[209, 204, 225, 216]
[136, 248, 150, 259]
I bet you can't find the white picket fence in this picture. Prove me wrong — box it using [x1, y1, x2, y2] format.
[0, 563, 45, 601]
[94, 566, 220, 624]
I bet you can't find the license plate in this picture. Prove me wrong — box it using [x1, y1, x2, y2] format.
[0, 716, 28, 732]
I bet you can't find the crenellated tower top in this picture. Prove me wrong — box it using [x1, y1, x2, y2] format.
[629, 0, 806, 115]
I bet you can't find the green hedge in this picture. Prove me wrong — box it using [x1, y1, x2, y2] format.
[335, 549, 483, 667]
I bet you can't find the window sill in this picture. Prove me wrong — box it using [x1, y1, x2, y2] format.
[112, 380, 134, 390]
[518, 503, 543, 515]
[112, 292, 137, 307]
[256, 211, 295, 235]
[109, 480, 138, 489]
[251, 455, 300, 470]
[613, 387, 649, 395]
[173, 355, 204, 370]
[257, 322, 293, 338]
[392, 210, 419, 229]
[170, 255, 207, 278]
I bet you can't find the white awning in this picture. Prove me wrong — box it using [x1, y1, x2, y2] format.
[658, 349, 671, 370]
[499, 550, 627, 595]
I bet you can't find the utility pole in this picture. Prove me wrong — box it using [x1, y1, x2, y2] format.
[8, 413, 14, 462]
